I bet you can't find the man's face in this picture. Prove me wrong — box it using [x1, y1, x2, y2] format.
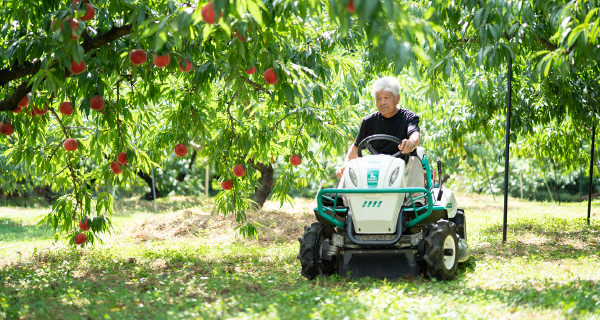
[375, 90, 400, 118]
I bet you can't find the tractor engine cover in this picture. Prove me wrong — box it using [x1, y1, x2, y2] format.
[342, 154, 406, 234]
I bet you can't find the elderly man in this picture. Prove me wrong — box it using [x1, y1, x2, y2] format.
[336, 76, 421, 179]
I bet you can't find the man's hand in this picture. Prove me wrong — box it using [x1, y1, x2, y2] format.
[398, 139, 415, 154]
[336, 166, 346, 178]
[337, 145, 358, 178]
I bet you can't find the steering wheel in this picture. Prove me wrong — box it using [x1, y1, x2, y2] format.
[357, 134, 408, 160]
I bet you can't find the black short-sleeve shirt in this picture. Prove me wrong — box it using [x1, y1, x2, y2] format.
[353, 109, 420, 155]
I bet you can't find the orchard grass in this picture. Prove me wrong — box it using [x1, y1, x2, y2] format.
[1, 194, 600, 319]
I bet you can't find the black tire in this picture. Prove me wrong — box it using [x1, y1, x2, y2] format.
[450, 209, 467, 241]
[423, 220, 459, 281]
[297, 222, 336, 279]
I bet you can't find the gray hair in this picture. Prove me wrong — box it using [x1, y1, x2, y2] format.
[372, 76, 400, 97]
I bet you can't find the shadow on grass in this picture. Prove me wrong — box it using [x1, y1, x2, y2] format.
[474, 217, 600, 260]
[1, 246, 598, 319]
[0, 248, 368, 319]
[0, 217, 53, 242]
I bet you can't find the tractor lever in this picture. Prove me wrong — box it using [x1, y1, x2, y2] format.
[437, 157, 443, 201]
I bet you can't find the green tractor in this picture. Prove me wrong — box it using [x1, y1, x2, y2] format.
[298, 134, 470, 280]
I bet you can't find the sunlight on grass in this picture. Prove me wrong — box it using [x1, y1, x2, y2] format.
[1, 193, 600, 319]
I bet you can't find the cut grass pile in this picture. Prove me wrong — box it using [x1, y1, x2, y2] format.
[1, 193, 599, 319]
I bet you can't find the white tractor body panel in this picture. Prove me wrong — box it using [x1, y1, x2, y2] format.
[342, 155, 406, 234]
[432, 188, 457, 218]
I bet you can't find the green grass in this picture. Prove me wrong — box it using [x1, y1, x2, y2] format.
[1, 194, 600, 319]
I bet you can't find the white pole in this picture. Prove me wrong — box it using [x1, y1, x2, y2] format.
[152, 169, 157, 213]
[205, 165, 209, 197]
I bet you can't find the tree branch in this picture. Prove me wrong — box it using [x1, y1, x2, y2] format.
[0, 62, 41, 87]
[81, 24, 133, 52]
[241, 76, 271, 94]
[0, 24, 133, 112]
[531, 32, 558, 51]
[0, 80, 33, 113]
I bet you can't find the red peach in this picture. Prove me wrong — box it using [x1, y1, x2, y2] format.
[90, 95, 104, 110]
[67, 18, 81, 40]
[18, 95, 29, 107]
[245, 66, 256, 74]
[74, 232, 86, 245]
[174, 143, 188, 157]
[221, 179, 233, 190]
[153, 53, 170, 68]
[0, 122, 14, 136]
[129, 49, 147, 66]
[60, 102, 74, 115]
[178, 59, 193, 72]
[80, 3, 95, 21]
[71, 59, 86, 75]
[110, 161, 122, 174]
[233, 164, 246, 177]
[64, 138, 78, 151]
[33, 105, 48, 115]
[201, 2, 216, 24]
[233, 31, 245, 42]
[347, 0, 355, 13]
[117, 152, 128, 165]
[264, 67, 278, 85]
[290, 154, 302, 166]
[79, 218, 90, 231]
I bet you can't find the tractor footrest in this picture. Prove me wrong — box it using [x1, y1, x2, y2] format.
[314, 209, 346, 227]
[339, 249, 420, 279]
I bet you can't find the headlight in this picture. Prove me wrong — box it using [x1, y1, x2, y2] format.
[349, 168, 358, 186]
[389, 167, 399, 186]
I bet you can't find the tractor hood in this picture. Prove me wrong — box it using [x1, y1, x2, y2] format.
[343, 154, 405, 190]
[342, 155, 406, 234]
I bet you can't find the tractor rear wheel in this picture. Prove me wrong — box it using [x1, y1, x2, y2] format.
[297, 222, 336, 279]
[423, 220, 459, 280]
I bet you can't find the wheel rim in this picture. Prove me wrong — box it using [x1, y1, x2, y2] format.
[443, 235, 456, 270]
[316, 226, 334, 275]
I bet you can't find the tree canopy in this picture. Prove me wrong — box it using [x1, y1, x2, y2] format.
[1, 0, 599, 243]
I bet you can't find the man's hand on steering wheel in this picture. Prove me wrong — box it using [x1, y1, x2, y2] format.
[336, 166, 346, 179]
[398, 138, 416, 154]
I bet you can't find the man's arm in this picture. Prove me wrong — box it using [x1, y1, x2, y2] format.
[336, 144, 358, 178]
[398, 131, 420, 154]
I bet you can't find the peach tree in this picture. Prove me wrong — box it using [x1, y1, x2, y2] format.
[0, 0, 436, 243]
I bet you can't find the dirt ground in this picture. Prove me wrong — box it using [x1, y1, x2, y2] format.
[122, 198, 318, 245]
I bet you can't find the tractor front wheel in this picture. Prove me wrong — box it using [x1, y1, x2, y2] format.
[297, 222, 336, 279]
[423, 220, 459, 280]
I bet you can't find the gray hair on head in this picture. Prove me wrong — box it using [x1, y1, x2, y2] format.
[372, 76, 400, 97]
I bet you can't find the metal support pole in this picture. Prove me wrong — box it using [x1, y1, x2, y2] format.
[588, 125, 595, 225]
[502, 57, 513, 242]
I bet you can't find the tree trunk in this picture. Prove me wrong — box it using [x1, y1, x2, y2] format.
[542, 174, 555, 202]
[137, 171, 168, 200]
[138, 150, 198, 200]
[551, 160, 560, 203]
[252, 163, 274, 209]
[176, 150, 197, 182]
